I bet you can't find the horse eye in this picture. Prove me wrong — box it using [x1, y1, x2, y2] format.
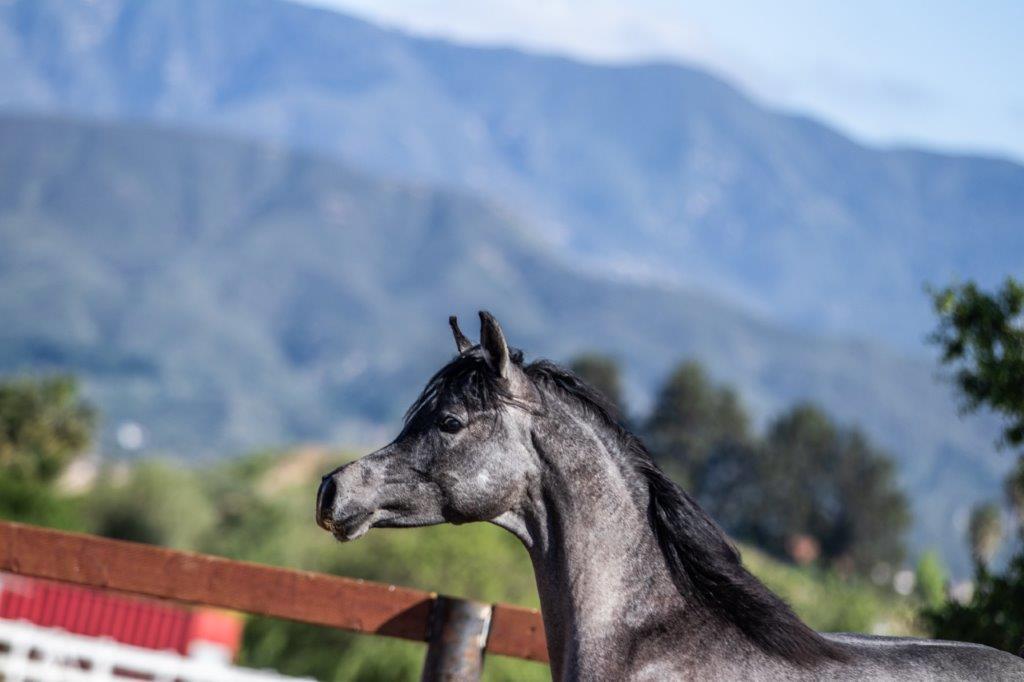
[438, 415, 464, 433]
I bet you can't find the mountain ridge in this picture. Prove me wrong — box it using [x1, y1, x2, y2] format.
[0, 112, 1009, 575]
[1, 0, 1022, 348]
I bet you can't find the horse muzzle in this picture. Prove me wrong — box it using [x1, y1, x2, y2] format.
[316, 462, 381, 541]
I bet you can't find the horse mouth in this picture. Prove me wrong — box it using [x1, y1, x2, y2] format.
[329, 511, 375, 542]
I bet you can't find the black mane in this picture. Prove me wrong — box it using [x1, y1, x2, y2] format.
[401, 347, 522, 436]
[409, 351, 846, 665]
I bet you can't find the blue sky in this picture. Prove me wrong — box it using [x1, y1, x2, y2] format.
[297, 0, 1024, 162]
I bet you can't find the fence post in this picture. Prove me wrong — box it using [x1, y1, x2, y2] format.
[421, 596, 493, 682]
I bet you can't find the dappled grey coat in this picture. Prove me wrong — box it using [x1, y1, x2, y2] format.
[317, 312, 1024, 681]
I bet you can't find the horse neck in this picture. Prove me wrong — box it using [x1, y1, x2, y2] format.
[505, 404, 711, 677]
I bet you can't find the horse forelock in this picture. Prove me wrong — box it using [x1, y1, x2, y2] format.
[401, 348, 524, 435]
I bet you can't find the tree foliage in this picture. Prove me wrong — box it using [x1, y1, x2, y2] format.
[967, 502, 1004, 568]
[925, 555, 1024, 655]
[82, 460, 217, 550]
[915, 550, 948, 609]
[699, 404, 909, 573]
[1004, 457, 1024, 523]
[645, 360, 749, 488]
[0, 475, 83, 529]
[925, 278, 1024, 654]
[569, 353, 626, 418]
[931, 278, 1024, 449]
[0, 375, 94, 528]
[0, 375, 95, 483]
[763, 405, 909, 572]
[645, 361, 909, 574]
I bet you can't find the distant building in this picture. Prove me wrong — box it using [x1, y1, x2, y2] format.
[0, 573, 309, 681]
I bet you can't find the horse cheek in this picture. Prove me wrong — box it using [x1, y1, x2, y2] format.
[443, 457, 521, 521]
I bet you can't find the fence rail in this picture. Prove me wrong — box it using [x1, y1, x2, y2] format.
[0, 521, 548, 679]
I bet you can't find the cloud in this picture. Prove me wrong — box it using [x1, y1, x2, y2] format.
[292, 0, 1024, 162]
[804, 67, 941, 112]
[298, 0, 718, 65]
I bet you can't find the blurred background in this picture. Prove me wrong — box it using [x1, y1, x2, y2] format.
[1, 0, 1022, 679]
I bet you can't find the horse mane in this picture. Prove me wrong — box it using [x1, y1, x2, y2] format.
[525, 359, 847, 665]
[401, 346, 523, 436]
[408, 351, 846, 665]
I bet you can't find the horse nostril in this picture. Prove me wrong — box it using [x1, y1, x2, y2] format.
[316, 476, 337, 529]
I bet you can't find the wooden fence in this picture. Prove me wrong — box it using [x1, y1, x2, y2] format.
[0, 521, 548, 680]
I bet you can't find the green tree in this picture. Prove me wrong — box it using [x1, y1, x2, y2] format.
[569, 353, 627, 417]
[0, 475, 83, 529]
[82, 460, 216, 549]
[703, 403, 909, 573]
[0, 375, 95, 483]
[0, 375, 94, 528]
[695, 438, 765, 537]
[645, 360, 750, 488]
[926, 554, 1024, 655]
[925, 278, 1024, 653]
[1004, 457, 1024, 524]
[760, 405, 909, 572]
[915, 550, 948, 609]
[930, 278, 1024, 450]
[967, 503, 1003, 568]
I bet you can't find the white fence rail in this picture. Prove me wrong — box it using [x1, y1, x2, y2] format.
[0, 620, 311, 682]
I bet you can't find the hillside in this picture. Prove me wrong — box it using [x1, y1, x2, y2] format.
[0, 114, 1009, 574]
[1, 0, 1022, 347]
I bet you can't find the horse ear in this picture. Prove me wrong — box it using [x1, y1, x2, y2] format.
[449, 315, 473, 354]
[478, 310, 510, 378]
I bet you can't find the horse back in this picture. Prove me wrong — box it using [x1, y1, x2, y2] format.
[822, 633, 1024, 681]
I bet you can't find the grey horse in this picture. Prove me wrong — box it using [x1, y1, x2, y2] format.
[316, 312, 1024, 681]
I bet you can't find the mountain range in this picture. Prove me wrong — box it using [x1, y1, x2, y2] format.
[0, 113, 1011, 575]
[2, 0, 1024, 574]
[2, 0, 1022, 348]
